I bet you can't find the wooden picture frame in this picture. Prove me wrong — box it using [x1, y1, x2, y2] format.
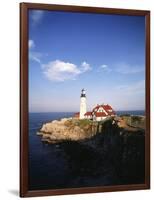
[20, 2, 150, 197]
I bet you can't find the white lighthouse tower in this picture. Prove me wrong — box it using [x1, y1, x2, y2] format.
[80, 89, 87, 119]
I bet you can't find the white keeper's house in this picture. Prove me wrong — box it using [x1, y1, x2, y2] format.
[74, 89, 116, 121]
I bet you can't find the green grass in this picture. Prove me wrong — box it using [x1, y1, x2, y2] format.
[64, 119, 92, 128]
[77, 119, 92, 127]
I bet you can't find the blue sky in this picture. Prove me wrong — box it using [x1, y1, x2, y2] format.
[28, 9, 145, 112]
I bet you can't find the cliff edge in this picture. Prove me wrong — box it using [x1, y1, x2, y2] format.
[37, 115, 145, 143]
[37, 118, 98, 143]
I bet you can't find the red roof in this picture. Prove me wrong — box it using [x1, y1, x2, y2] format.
[95, 112, 107, 117]
[92, 104, 115, 116]
[102, 104, 112, 110]
[104, 108, 115, 115]
[74, 112, 80, 117]
[84, 112, 92, 116]
[92, 105, 100, 112]
[74, 104, 115, 119]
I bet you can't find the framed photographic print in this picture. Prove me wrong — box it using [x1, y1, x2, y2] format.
[20, 3, 150, 197]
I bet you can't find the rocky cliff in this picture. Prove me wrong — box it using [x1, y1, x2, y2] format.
[37, 118, 98, 143]
[36, 116, 145, 186]
[37, 115, 145, 143]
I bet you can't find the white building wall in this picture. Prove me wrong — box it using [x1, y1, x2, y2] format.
[85, 115, 92, 119]
[93, 116, 107, 121]
[80, 97, 87, 119]
[96, 116, 107, 121]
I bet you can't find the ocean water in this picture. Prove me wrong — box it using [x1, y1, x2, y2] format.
[116, 110, 145, 116]
[29, 112, 74, 190]
[28, 111, 145, 190]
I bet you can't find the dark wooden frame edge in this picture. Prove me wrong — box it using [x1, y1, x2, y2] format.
[20, 2, 150, 197]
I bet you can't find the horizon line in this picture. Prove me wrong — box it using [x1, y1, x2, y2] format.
[29, 109, 145, 114]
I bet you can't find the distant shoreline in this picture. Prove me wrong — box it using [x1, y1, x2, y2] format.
[29, 110, 145, 115]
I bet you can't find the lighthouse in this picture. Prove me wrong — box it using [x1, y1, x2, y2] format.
[80, 89, 87, 119]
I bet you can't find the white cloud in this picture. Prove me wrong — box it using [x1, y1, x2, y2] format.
[81, 61, 91, 72]
[28, 42, 91, 77]
[42, 60, 91, 82]
[115, 63, 144, 74]
[28, 39, 42, 64]
[29, 39, 35, 49]
[29, 52, 41, 64]
[100, 64, 108, 69]
[99, 64, 112, 72]
[99, 63, 144, 74]
[31, 10, 44, 24]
